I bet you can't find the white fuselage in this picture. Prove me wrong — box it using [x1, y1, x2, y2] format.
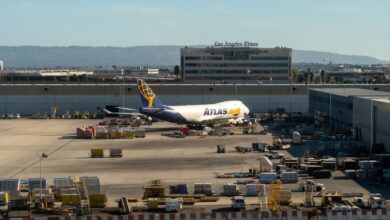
[167, 100, 249, 124]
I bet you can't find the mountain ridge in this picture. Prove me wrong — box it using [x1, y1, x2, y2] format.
[0, 46, 387, 68]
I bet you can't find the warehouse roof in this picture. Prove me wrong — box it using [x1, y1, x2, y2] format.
[310, 88, 390, 98]
[373, 98, 390, 104]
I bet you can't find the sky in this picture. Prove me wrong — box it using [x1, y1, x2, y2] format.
[1, 0, 390, 60]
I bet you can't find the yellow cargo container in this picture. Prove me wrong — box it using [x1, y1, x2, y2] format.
[61, 194, 80, 206]
[96, 131, 108, 139]
[89, 194, 107, 208]
[91, 149, 104, 158]
[147, 198, 159, 209]
[122, 131, 135, 139]
[109, 131, 122, 139]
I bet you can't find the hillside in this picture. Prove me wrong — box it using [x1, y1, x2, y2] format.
[0, 46, 387, 68]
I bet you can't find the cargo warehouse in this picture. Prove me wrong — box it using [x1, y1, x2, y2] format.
[309, 88, 390, 152]
[1, 84, 390, 116]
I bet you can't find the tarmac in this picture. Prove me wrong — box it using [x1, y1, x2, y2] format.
[0, 119, 377, 209]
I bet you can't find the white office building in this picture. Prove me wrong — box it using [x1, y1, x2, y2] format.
[180, 46, 292, 83]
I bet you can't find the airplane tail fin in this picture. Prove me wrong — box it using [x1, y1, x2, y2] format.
[137, 79, 165, 108]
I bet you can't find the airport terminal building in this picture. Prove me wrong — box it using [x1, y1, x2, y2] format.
[180, 45, 292, 83]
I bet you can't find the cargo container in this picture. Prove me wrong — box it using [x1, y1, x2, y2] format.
[280, 172, 299, 183]
[221, 184, 239, 196]
[0, 179, 20, 198]
[79, 176, 101, 194]
[53, 177, 74, 197]
[61, 194, 80, 206]
[135, 129, 146, 138]
[109, 126, 122, 139]
[89, 194, 107, 208]
[122, 127, 135, 139]
[313, 170, 332, 179]
[259, 172, 277, 184]
[95, 126, 109, 139]
[259, 156, 273, 172]
[194, 183, 213, 196]
[109, 149, 123, 158]
[246, 184, 265, 196]
[91, 149, 104, 158]
[169, 184, 188, 194]
[27, 178, 47, 191]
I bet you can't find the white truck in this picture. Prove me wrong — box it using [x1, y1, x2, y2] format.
[368, 193, 387, 209]
[231, 196, 246, 210]
[297, 180, 325, 192]
[165, 199, 183, 213]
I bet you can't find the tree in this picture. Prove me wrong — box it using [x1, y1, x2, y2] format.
[297, 74, 304, 83]
[320, 70, 325, 83]
[309, 72, 314, 83]
[303, 72, 309, 85]
[173, 65, 180, 80]
[291, 68, 298, 83]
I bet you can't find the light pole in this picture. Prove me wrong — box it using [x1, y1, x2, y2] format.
[39, 153, 48, 205]
[329, 84, 332, 129]
[246, 69, 251, 84]
[369, 75, 375, 155]
[121, 69, 124, 115]
[290, 71, 293, 113]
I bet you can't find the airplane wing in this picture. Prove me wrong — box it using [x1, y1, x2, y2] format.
[103, 109, 143, 116]
[140, 107, 165, 114]
[115, 107, 137, 111]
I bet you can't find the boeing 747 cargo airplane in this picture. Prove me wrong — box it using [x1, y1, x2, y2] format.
[136, 79, 250, 125]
